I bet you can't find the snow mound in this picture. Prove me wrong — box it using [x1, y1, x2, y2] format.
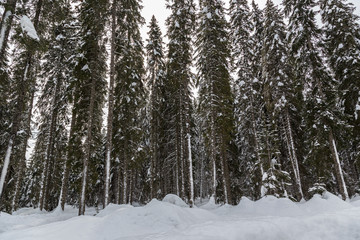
[302, 192, 352, 215]
[96, 203, 133, 217]
[199, 195, 221, 210]
[2, 194, 360, 240]
[251, 195, 304, 217]
[162, 194, 189, 207]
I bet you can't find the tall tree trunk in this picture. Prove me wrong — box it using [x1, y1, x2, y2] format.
[0, 0, 43, 203]
[11, 88, 35, 212]
[39, 73, 61, 211]
[187, 134, 194, 207]
[122, 143, 128, 204]
[0, 0, 17, 63]
[250, 96, 264, 198]
[79, 68, 97, 216]
[284, 109, 304, 200]
[179, 95, 185, 199]
[59, 109, 76, 211]
[0, 61, 29, 200]
[104, 0, 116, 208]
[329, 130, 349, 200]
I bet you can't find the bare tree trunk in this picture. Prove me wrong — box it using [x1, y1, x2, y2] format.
[0, 0, 43, 203]
[104, 0, 117, 208]
[329, 130, 349, 200]
[0, 0, 17, 62]
[11, 88, 35, 212]
[179, 95, 185, 199]
[187, 134, 194, 207]
[122, 145, 128, 204]
[284, 109, 304, 200]
[250, 96, 264, 198]
[59, 109, 76, 211]
[39, 72, 62, 211]
[79, 69, 97, 216]
[0, 61, 29, 200]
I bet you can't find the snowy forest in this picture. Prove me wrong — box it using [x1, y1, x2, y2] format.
[0, 0, 359, 216]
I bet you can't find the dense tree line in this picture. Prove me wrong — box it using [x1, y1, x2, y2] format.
[0, 0, 359, 214]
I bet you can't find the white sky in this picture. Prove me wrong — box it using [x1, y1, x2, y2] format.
[140, 0, 360, 41]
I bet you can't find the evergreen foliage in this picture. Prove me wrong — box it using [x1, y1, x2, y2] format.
[0, 0, 359, 213]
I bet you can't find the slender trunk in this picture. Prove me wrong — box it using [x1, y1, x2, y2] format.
[199, 156, 203, 202]
[284, 109, 304, 200]
[79, 69, 97, 216]
[175, 124, 180, 197]
[1, 0, 43, 204]
[329, 130, 349, 200]
[104, 0, 117, 208]
[187, 134, 194, 207]
[59, 109, 76, 211]
[0, 139, 13, 199]
[250, 96, 264, 198]
[0, 61, 29, 201]
[0, 0, 17, 62]
[11, 89, 35, 212]
[40, 74, 61, 211]
[115, 164, 120, 204]
[180, 95, 185, 199]
[122, 146, 128, 204]
[128, 170, 133, 204]
[220, 145, 231, 204]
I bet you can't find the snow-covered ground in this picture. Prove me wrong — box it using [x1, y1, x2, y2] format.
[1, 193, 360, 240]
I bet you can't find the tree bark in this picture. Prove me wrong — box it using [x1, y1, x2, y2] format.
[104, 0, 116, 208]
[329, 130, 349, 200]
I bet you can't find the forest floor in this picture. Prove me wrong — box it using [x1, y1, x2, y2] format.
[1, 193, 360, 240]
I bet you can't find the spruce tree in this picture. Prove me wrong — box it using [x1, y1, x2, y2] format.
[73, 0, 107, 215]
[26, 2, 76, 212]
[146, 16, 167, 200]
[230, 0, 265, 200]
[165, 0, 195, 201]
[320, 0, 360, 195]
[0, 0, 42, 210]
[260, 0, 294, 199]
[196, 0, 236, 204]
[284, 0, 349, 200]
[112, 0, 146, 204]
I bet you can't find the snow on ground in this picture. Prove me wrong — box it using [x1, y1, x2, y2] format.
[1, 192, 360, 240]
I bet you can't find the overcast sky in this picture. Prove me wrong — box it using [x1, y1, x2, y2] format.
[140, 0, 360, 41]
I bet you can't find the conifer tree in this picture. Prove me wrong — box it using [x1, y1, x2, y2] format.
[146, 16, 167, 200]
[0, 0, 42, 208]
[196, 0, 235, 204]
[27, 2, 76, 212]
[260, 0, 295, 199]
[112, 0, 146, 204]
[74, 0, 107, 215]
[320, 0, 360, 195]
[104, 0, 117, 208]
[165, 0, 195, 201]
[230, 0, 265, 200]
[0, 0, 18, 159]
[284, 0, 349, 200]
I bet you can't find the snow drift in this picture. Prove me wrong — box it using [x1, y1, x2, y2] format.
[1, 192, 360, 240]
